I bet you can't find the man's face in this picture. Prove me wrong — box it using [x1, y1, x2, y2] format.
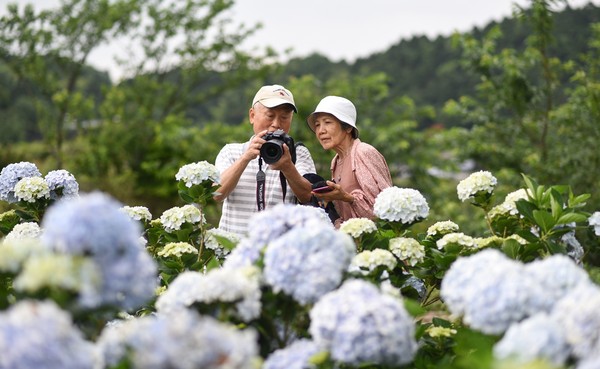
[249, 103, 294, 135]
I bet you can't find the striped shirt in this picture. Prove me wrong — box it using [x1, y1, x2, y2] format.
[215, 140, 316, 236]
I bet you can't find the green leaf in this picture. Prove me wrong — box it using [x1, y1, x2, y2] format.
[501, 239, 522, 259]
[556, 212, 588, 225]
[515, 199, 537, 223]
[533, 210, 555, 233]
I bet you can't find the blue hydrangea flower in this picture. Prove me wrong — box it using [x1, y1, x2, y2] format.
[45, 169, 79, 200]
[440, 249, 535, 335]
[551, 282, 600, 359]
[264, 224, 355, 305]
[41, 192, 157, 310]
[0, 161, 42, 203]
[494, 313, 571, 366]
[263, 339, 323, 369]
[524, 254, 590, 313]
[97, 309, 259, 369]
[245, 203, 332, 247]
[0, 300, 95, 369]
[309, 279, 417, 366]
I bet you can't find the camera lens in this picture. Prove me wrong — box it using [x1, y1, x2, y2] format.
[260, 140, 284, 164]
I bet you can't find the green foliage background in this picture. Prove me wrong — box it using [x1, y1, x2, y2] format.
[1, 0, 599, 260]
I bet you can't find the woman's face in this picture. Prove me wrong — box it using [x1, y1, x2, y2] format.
[313, 113, 352, 151]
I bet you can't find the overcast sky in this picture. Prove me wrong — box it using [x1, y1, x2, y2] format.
[1, 0, 598, 81]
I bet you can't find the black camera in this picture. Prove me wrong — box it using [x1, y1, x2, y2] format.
[260, 129, 296, 164]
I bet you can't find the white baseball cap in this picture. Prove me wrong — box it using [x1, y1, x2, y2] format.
[306, 96, 358, 137]
[252, 84, 297, 112]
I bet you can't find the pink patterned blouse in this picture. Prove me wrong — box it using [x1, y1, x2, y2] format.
[330, 138, 392, 227]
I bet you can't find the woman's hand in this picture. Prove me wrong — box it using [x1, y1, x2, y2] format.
[312, 180, 354, 203]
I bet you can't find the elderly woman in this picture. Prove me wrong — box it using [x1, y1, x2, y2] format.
[307, 96, 392, 227]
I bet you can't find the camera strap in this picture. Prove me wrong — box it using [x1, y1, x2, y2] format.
[256, 157, 266, 211]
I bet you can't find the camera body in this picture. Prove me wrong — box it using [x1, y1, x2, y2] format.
[260, 129, 296, 164]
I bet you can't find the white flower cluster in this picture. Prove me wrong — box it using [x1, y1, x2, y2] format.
[436, 232, 477, 250]
[120, 206, 152, 221]
[426, 326, 457, 338]
[339, 218, 377, 238]
[589, 211, 600, 236]
[97, 309, 259, 369]
[157, 242, 198, 258]
[175, 161, 220, 187]
[14, 176, 50, 203]
[264, 224, 355, 305]
[0, 300, 96, 369]
[0, 161, 41, 203]
[5, 222, 42, 241]
[441, 249, 592, 338]
[373, 187, 429, 224]
[156, 267, 262, 322]
[204, 227, 240, 258]
[456, 170, 497, 202]
[309, 279, 417, 366]
[488, 188, 530, 218]
[0, 238, 46, 273]
[426, 220, 459, 238]
[349, 249, 398, 275]
[389, 237, 425, 266]
[159, 204, 204, 232]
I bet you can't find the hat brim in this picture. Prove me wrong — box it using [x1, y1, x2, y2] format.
[306, 111, 359, 137]
[256, 98, 297, 113]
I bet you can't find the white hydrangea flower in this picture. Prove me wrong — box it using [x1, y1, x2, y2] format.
[589, 211, 600, 236]
[456, 170, 497, 202]
[5, 222, 42, 241]
[0, 238, 47, 273]
[506, 234, 528, 244]
[494, 313, 571, 366]
[159, 204, 204, 232]
[339, 218, 377, 238]
[473, 235, 502, 248]
[13, 176, 50, 203]
[156, 267, 262, 322]
[157, 242, 198, 258]
[13, 254, 102, 305]
[389, 237, 425, 266]
[426, 326, 457, 338]
[204, 228, 240, 258]
[426, 220, 459, 237]
[373, 187, 429, 224]
[488, 189, 530, 219]
[349, 249, 398, 274]
[120, 206, 152, 222]
[436, 232, 477, 250]
[175, 161, 220, 187]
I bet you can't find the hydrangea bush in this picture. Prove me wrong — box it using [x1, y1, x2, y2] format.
[1, 160, 600, 369]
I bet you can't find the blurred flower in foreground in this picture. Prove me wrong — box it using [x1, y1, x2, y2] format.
[263, 339, 324, 369]
[41, 192, 157, 310]
[309, 279, 417, 366]
[156, 267, 262, 322]
[373, 187, 429, 224]
[96, 309, 260, 369]
[5, 222, 42, 241]
[589, 211, 600, 236]
[0, 300, 95, 369]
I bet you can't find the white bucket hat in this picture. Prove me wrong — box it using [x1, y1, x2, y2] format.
[252, 84, 297, 112]
[306, 96, 358, 137]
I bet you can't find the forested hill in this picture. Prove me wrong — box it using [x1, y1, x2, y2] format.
[1, 2, 599, 143]
[280, 2, 600, 108]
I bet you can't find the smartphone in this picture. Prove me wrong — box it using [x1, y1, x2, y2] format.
[312, 186, 333, 193]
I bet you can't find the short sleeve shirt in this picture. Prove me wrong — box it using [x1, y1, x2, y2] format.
[215, 140, 316, 236]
